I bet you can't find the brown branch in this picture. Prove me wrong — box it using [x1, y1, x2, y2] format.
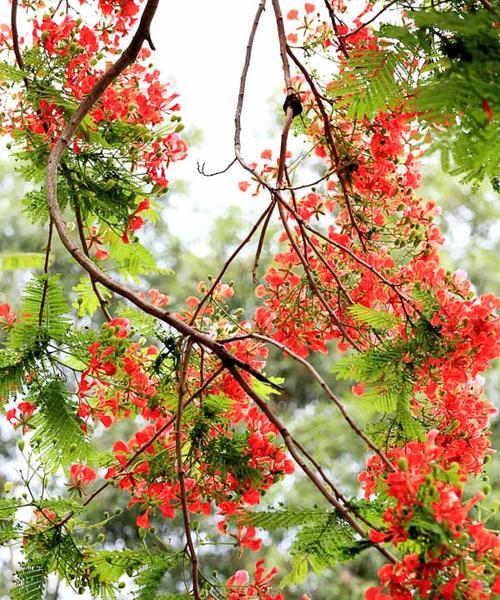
[322, 0, 349, 58]
[189, 201, 274, 325]
[276, 107, 294, 187]
[478, 0, 498, 12]
[11, 0, 25, 71]
[339, 0, 400, 39]
[276, 199, 362, 351]
[286, 45, 367, 250]
[252, 199, 276, 283]
[175, 338, 200, 600]
[37, 220, 54, 328]
[197, 158, 236, 177]
[284, 167, 354, 305]
[234, 0, 268, 178]
[271, 0, 294, 92]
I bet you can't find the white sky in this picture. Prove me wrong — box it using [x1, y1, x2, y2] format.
[154, 0, 284, 251]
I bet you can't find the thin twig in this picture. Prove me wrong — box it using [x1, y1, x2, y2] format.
[74, 198, 112, 322]
[322, 0, 349, 58]
[234, 0, 267, 176]
[286, 45, 367, 250]
[10, 0, 25, 71]
[276, 198, 362, 351]
[339, 0, 400, 39]
[253, 333, 394, 470]
[271, 0, 294, 92]
[189, 201, 274, 325]
[197, 158, 236, 177]
[175, 338, 200, 599]
[252, 199, 275, 283]
[37, 220, 54, 328]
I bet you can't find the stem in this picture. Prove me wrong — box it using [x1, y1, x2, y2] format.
[175, 339, 200, 600]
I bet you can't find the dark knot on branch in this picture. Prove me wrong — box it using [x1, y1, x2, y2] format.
[283, 92, 303, 117]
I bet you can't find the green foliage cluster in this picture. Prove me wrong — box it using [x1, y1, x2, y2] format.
[326, 1, 499, 188]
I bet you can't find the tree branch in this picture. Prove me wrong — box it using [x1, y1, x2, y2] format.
[175, 338, 200, 599]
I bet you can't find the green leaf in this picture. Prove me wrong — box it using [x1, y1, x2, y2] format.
[0, 253, 47, 271]
[252, 376, 284, 401]
[8, 275, 70, 350]
[30, 380, 94, 470]
[108, 234, 169, 282]
[280, 512, 367, 585]
[348, 304, 401, 331]
[133, 555, 173, 600]
[239, 507, 329, 530]
[0, 61, 27, 82]
[0, 349, 31, 401]
[11, 561, 47, 600]
[327, 46, 411, 119]
[73, 276, 112, 318]
[0, 497, 23, 519]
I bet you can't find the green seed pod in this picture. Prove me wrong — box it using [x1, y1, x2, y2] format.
[397, 457, 408, 471]
[4, 482, 12, 493]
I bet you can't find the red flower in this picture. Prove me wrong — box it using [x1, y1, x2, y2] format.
[67, 464, 97, 497]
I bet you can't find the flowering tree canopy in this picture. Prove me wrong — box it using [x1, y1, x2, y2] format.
[0, 0, 498, 598]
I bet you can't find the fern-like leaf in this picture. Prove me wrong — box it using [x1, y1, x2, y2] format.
[8, 275, 70, 350]
[348, 304, 401, 331]
[11, 560, 47, 600]
[30, 380, 94, 470]
[327, 46, 411, 119]
[133, 555, 173, 600]
[73, 276, 113, 318]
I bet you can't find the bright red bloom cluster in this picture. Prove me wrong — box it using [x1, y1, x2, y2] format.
[73, 289, 293, 551]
